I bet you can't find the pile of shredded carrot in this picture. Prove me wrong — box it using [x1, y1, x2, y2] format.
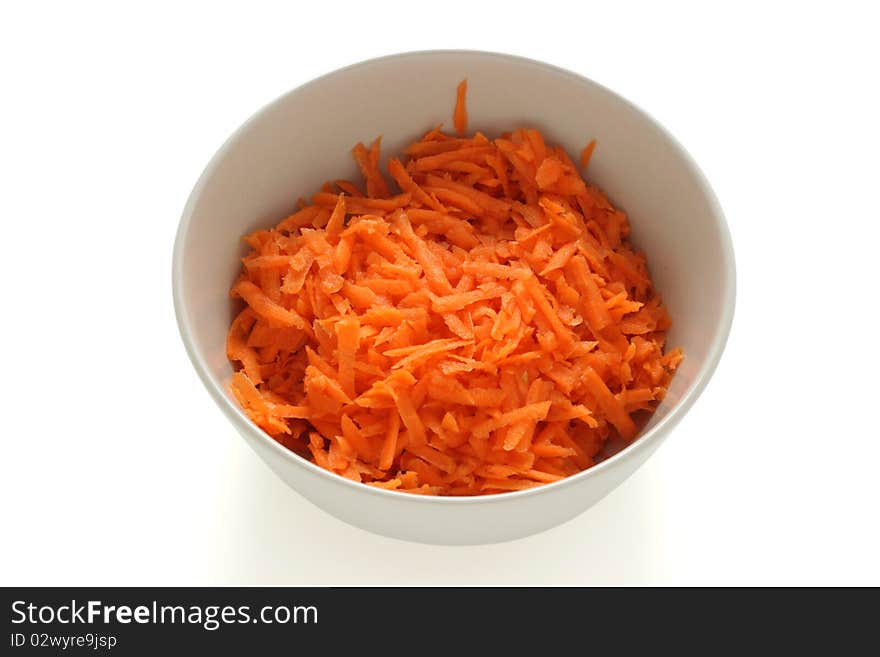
[227, 80, 682, 495]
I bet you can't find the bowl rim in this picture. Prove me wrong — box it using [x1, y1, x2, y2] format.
[172, 49, 736, 505]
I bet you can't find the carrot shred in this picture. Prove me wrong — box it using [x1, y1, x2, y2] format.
[232, 279, 307, 330]
[580, 139, 597, 169]
[226, 80, 682, 496]
[325, 193, 346, 235]
[453, 79, 468, 136]
[335, 316, 360, 400]
[352, 139, 390, 199]
[378, 411, 400, 471]
[388, 158, 446, 212]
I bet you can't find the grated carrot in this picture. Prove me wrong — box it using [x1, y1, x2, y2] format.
[226, 80, 682, 495]
[453, 79, 468, 136]
[580, 139, 597, 169]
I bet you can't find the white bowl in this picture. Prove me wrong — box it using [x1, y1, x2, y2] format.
[173, 51, 735, 545]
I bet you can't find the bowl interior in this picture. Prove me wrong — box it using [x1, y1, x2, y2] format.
[175, 51, 733, 463]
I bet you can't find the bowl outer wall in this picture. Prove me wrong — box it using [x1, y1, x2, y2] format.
[172, 50, 735, 545]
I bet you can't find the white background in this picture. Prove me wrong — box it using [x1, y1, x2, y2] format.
[2, 1, 878, 586]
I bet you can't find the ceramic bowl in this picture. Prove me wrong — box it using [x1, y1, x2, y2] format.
[172, 51, 735, 544]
